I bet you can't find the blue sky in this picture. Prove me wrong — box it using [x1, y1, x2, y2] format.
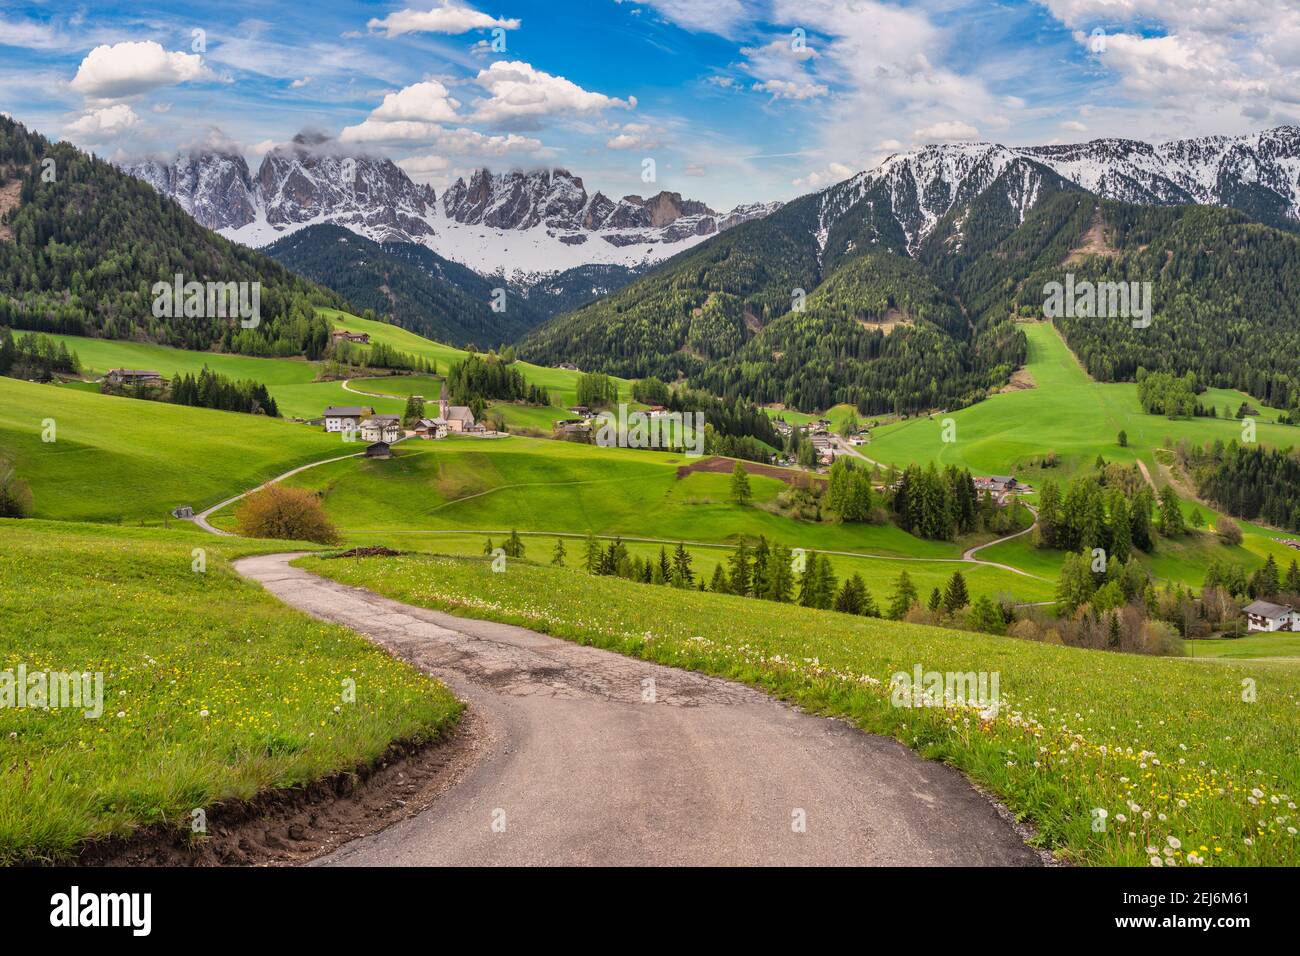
[2, 0, 1298, 209]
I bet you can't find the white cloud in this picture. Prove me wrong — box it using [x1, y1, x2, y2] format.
[370, 80, 461, 123]
[606, 122, 659, 150]
[369, 3, 521, 38]
[70, 41, 211, 99]
[792, 161, 855, 189]
[1037, 0, 1300, 130]
[64, 104, 141, 142]
[290, 76, 312, 89]
[0, 15, 67, 51]
[340, 119, 543, 156]
[472, 60, 635, 124]
[913, 120, 980, 142]
[398, 154, 452, 174]
[623, 0, 749, 38]
[684, 163, 707, 176]
[915, 121, 977, 141]
[1060, 120, 1087, 131]
[752, 79, 829, 100]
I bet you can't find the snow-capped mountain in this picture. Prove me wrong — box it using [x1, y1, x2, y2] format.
[122, 138, 779, 283]
[815, 126, 1300, 255]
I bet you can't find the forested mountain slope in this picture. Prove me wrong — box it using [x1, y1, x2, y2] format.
[263, 223, 543, 349]
[0, 117, 345, 357]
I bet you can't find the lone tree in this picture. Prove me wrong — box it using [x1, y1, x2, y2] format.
[887, 570, 919, 620]
[942, 571, 970, 612]
[0, 460, 33, 518]
[1117, 429, 1128, 448]
[235, 485, 339, 544]
[402, 394, 425, 427]
[730, 461, 752, 505]
[551, 538, 566, 566]
[1216, 516, 1243, 546]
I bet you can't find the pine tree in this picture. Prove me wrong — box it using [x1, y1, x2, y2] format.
[798, 551, 820, 607]
[1252, 555, 1281, 599]
[1158, 485, 1186, 537]
[1130, 486, 1155, 552]
[765, 544, 794, 602]
[709, 562, 729, 594]
[887, 571, 918, 620]
[402, 394, 425, 427]
[1036, 480, 1061, 549]
[728, 541, 751, 596]
[730, 461, 752, 505]
[584, 532, 601, 573]
[1286, 560, 1300, 594]
[927, 587, 942, 611]
[505, 529, 525, 559]
[1109, 493, 1132, 563]
[483, 537, 495, 556]
[834, 576, 863, 614]
[671, 542, 694, 586]
[814, 554, 837, 609]
[942, 571, 970, 612]
[1107, 612, 1123, 649]
[551, 539, 566, 566]
[751, 537, 771, 596]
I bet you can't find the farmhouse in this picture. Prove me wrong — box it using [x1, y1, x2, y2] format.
[414, 417, 448, 440]
[553, 419, 590, 437]
[322, 405, 371, 433]
[1243, 601, 1299, 633]
[360, 414, 403, 443]
[105, 369, 163, 388]
[364, 441, 392, 459]
[975, 475, 1020, 493]
[330, 329, 370, 344]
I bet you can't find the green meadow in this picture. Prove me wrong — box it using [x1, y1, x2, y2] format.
[300, 550, 1300, 867]
[0, 520, 460, 863]
[0, 376, 341, 521]
[866, 321, 1298, 485]
[16, 330, 415, 420]
[320, 530, 1054, 604]
[323, 308, 635, 408]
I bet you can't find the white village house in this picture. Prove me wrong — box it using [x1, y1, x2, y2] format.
[322, 405, 371, 433]
[360, 414, 403, 444]
[1243, 601, 1300, 633]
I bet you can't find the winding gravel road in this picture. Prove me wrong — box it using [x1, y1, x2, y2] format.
[235, 552, 1041, 866]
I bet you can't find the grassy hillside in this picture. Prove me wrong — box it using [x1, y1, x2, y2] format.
[0, 376, 342, 521]
[0, 520, 460, 863]
[306, 529, 1053, 605]
[300, 550, 1300, 866]
[16, 330, 411, 420]
[195, 435, 1053, 603]
[866, 321, 1298, 484]
[323, 308, 634, 409]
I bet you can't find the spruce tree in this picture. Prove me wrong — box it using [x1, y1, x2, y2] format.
[943, 571, 970, 612]
[551, 539, 566, 566]
[887, 571, 918, 620]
